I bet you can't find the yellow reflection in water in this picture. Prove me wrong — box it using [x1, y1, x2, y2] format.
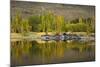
[11, 40, 95, 65]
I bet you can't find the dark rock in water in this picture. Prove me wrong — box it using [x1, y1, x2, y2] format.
[41, 34, 81, 41]
[53, 35, 62, 41]
[41, 35, 52, 41]
[71, 35, 81, 40]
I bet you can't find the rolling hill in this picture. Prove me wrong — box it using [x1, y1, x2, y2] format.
[11, 1, 95, 20]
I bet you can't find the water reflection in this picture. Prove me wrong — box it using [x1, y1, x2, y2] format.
[11, 39, 95, 66]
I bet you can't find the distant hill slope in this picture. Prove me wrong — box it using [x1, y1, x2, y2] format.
[11, 1, 95, 20]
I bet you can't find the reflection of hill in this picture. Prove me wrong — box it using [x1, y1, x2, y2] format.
[11, 1, 95, 20]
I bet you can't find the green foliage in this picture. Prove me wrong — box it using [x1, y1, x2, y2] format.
[21, 19, 30, 35]
[11, 12, 30, 35]
[55, 15, 65, 34]
[66, 23, 87, 32]
[28, 15, 41, 32]
[11, 10, 95, 34]
[11, 12, 22, 33]
[39, 11, 55, 34]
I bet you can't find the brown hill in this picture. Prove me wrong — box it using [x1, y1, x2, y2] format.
[11, 1, 95, 20]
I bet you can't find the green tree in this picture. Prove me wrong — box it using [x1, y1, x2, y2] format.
[21, 19, 30, 35]
[11, 11, 22, 33]
[28, 15, 41, 32]
[40, 11, 54, 35]
[11, 11, 30, 34]
[55, 15, 65, 34]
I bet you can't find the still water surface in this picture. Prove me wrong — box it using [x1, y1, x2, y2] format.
[11, 39, 95, 66]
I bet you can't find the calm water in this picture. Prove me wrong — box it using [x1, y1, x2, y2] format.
[11, 39, 95, 66]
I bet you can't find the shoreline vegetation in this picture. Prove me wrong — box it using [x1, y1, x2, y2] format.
[11, 7, 95, 40]
[11, 32, 95, 39]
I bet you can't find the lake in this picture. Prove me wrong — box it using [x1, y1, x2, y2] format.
[11, 39, 95, 66]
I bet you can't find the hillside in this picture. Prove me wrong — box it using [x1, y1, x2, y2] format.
[11, 1, 95, 20]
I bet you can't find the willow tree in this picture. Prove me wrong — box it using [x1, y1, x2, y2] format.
[85, 17, 94, 35]
[11, 11, 22, 33]
[28, 15, 41, 32]
[40, 10, 54, 35]
[21, 19, 30, 35]
[79, 17, 83, 23]
[55, 15, 65, 34]
[11, 11, 30, 34]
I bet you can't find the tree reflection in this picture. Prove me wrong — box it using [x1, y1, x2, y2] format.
[11, 40, 95, 66]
